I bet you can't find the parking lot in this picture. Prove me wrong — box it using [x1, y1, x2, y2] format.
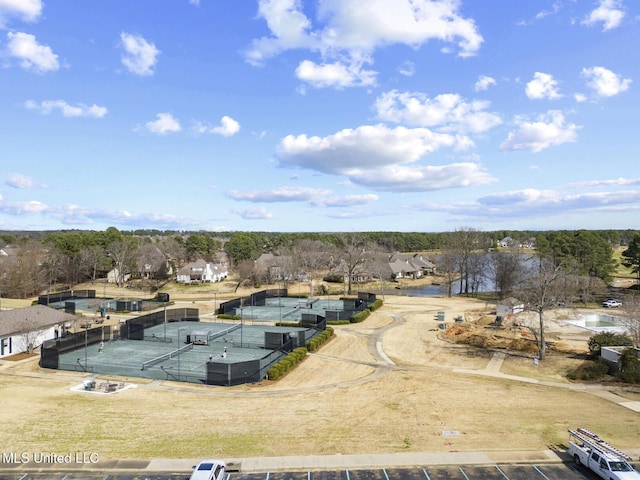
[0, 463, 608, 480]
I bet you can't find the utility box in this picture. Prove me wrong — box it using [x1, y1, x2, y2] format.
[437, 311, 445, 321]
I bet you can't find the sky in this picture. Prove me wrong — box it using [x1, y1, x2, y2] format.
[1, 0, 639, 233]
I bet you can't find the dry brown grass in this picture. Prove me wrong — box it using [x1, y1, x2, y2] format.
[2, 292, 640, 461]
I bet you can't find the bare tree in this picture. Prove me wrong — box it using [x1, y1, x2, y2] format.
[445, 228, 486, 295]
[518, 255, 575, 361]
[436, 252, 458, 297]
[291, 239, 333, 297]
[107, 238, 139, 287]
[79, 245, 107, 284]
[620, 294, 640, 347]
[234, 259, 258, 292]
[488, 248, 527, 299]
[334, 234, 369, 295]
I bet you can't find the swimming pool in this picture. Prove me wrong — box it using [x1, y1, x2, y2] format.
[564, 313, 627, 333]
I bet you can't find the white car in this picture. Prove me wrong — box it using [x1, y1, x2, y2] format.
[603, 299, 622, 308]
[189, 460, 226, 480]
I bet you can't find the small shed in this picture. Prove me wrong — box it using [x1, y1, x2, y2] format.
[496, 297, 524, 317]
[601, 346, 640, 373]
[189, 330, 210, 345]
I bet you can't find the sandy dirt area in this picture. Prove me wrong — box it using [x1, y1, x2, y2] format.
[1, 291, 639, 461]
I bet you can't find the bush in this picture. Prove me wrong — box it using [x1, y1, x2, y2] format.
[619, 348, 640, 384]
[266, 347, 308, 381]
[567, 358, 610, 381]
[216, 313, 241, 320]
[350, 309, 370, 323]
[323, 274, 344, 283]
[368, 299, 383, 311]
[588, 332, 633, 356]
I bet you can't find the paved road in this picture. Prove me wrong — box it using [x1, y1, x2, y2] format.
[0, 462, 615, 480]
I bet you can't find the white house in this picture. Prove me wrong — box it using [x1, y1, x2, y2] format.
[0, 305, 77, 358]
[176, 259, 228, 284]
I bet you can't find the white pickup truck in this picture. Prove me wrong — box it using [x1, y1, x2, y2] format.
[569, 428, 640, 480]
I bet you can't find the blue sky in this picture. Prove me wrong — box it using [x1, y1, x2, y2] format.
[1, 0, 638, 233]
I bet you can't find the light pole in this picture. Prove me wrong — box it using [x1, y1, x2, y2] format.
[177, 327, 184, 381]
[163, 302, 167, 341]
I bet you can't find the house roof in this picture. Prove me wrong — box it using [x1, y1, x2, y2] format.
[177, 259, 208, 276]
[0, 305, 78, 337]
[388, 253, 436, 274]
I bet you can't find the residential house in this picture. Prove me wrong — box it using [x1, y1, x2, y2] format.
[107, 266, 131, 284]
[388, 253, 436, 279]
[0, 305, 77, 358]
[176, 259, 228, 284]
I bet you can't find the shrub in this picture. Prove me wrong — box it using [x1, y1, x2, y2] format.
[266, 347, 308, 381]
[323, 274, 344, 283]
[216, 313, 241, 320]
[567, 358, 610, 381]
[588, 332, 633, 356]
[350, 310, 370, 323]
[368, 299, 383, 311]
[619, 348, 640, 384]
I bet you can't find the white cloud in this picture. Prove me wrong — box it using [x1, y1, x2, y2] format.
[193, 116, 241, 136]
[525, 72, 562, 100]
[500, 110, 580, 153]
[6, 31, 59, 73]
[25, 99, 107, 118]
[474, 75, 496, 92]
[245, 0, 483, 86]
[212, 116, 240, 137]
[574, 93, 587, 103]
[277, 124, 470, 175]
[0, 0, 43, 27]
[226, 186, 332, 202]
[398, 60, 415, 77]
[582, 0, 625, 31]
[276, 124, 495, 192]
[244, 0, 314, 65]
[348, 162, 495, 192]
[374, 90, 502, 134]
[231, 207, 274, 220]
[295, 59, 377, 89]
[6, 173, 35, 188]
[567, 177, 640, 188]
[0, 199, 49, 215]
[144, 113, 181, 134]
[311, 194, 378, 207]
[414, 187, 640, 223]
[120, 32, 160, 76]
[581, 66, 631, 97]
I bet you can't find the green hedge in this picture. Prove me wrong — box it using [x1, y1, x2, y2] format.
[368, 298, 383, 311]
[266, 347, 308, 380]
[305, 326, 334, 352]
[350, 309, 370, 323]
[266, 326, 337, 381]
[217, 313, 241, 320]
